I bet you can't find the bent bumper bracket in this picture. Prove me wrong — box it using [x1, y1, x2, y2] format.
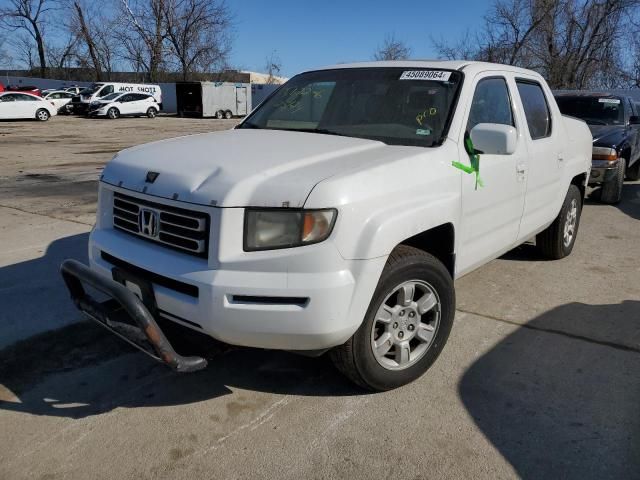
[60, 259, 207, 373]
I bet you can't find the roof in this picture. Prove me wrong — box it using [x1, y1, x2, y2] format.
[554, 90, 628, 99]
[310, 60, 543, 77]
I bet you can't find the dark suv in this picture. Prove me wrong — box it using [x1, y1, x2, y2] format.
[554, 92, 640, 204]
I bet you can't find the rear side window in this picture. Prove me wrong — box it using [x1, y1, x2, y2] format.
[467, 77, 514, 131]
[517, 81, 551, 139]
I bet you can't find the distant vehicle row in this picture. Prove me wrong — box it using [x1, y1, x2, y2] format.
[0, 90, 160, 121]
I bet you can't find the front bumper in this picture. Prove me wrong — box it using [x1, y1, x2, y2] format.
[86, 225, 386, 353]
[60, 258, 208, 372]
[588, 160, 619, 185]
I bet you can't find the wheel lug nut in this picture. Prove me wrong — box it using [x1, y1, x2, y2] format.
[408, 324, 415, 331]
[398, 331, 404, 338]
[409, 311, 415, 318]
[399, 311, 405, 316]
[393, 322, 398, 329]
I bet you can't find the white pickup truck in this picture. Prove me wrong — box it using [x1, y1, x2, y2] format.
[61, 61, 591, 391]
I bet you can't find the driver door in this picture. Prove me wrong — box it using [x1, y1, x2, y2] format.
[456, 74, 528, 275]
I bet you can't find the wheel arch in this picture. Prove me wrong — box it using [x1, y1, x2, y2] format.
[396, 223, 456, 277]
[570, 172, 587, 202]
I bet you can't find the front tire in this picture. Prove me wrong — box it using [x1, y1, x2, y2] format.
[330, 245, 455, 391]
[107, 107, 120, 119]
[215, 110, 224, 119]
[600, 158, 625, 204]
[224, 110, 233, 119]
[35, 109, 50, 121]
[537, 184, 582, 259]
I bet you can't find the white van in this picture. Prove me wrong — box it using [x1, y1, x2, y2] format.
[71, 82, 162, 114]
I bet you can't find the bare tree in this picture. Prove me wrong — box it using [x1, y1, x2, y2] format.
[47, 32, 78, 70]
[68, 0, 119, 81]
[119, 0, 166, 82]
[0, 0, 50, 76]
[373, 34, 411, 61]
[264, 50, 282, 84]
[433, 0, 640, 89]
[162, 0, 232, 81]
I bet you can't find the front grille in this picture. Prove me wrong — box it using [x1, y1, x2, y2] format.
[112, 192, 209, 258]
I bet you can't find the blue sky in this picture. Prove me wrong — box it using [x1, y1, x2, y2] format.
[231, 0, 489, 77]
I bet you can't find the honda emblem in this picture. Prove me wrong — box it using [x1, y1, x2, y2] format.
[138, 208, 159, 238]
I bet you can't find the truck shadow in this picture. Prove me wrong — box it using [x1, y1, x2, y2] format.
[0, 232, 90, 349]
[0, 234, 361, 420]
[459, 301, 640, 479]
[0, 326, 359, 419]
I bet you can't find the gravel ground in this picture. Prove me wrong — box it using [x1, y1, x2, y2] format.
[0, 115, 638, 480]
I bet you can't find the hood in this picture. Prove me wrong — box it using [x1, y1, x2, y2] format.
[101, 129, 411, 207]
[587, 124, 626, 148]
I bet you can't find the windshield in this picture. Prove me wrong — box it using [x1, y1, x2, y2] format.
[101, 93, 121, 101]
[80, 84, 103, 95]
[555, 96, 625, 125]
[240, 68, 463, 147]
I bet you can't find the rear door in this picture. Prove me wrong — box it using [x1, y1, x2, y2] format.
[130, 94, 151, 114]
[117, 94, 134, 114]
[236, 87, 247, 115]
[512, 77, 562, 240]
[14, 94, 40, 118]
[457, 73, 528, 274]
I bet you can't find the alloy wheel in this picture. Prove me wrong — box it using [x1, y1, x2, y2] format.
[370, 280, 441, 371]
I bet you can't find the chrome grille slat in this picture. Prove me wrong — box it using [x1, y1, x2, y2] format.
[112, 192, 209, 258]
[113, 214, 138, 226]
[159, 215, 205, 232]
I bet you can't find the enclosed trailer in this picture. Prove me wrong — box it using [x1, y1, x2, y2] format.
[176, 82, 251, 118]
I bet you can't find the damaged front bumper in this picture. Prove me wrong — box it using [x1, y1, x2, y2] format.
[60, 259, 207, 373]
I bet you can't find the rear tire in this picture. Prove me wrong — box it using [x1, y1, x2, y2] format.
[626, 159, 640, 181]
[330, 245, 455, 391]
[107, 107, 120, 119]
[35, 109, 50, 121]
[146, 107, 157, 118]
[600, 158, 625, 204]
[537, 184, 582, 259]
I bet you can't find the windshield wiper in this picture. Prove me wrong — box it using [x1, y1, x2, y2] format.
[277, 127, 348, 137]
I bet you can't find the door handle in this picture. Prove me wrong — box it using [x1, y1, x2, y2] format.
[516, 164, 527, 174]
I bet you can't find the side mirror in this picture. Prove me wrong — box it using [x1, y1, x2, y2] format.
[629, 115, 640, 125]
[470, 123, 517, 155]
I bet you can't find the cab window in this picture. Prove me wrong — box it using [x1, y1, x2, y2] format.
[98, 85, 114, 97]
[467, 77, 514, 131]
[516, 80, 552, 139]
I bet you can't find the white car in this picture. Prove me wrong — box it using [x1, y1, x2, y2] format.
[65, 86, 82, 95]
[71, 82, 162, 114]
[61, 61, 592, 390]
[44, 90, 75, 113]
[88, 92, 160, 119]
[0, 92, 57, 121]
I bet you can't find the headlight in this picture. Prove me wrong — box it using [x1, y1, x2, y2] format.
[244, 209, 337, 251]
[592, 147, 617, 161]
